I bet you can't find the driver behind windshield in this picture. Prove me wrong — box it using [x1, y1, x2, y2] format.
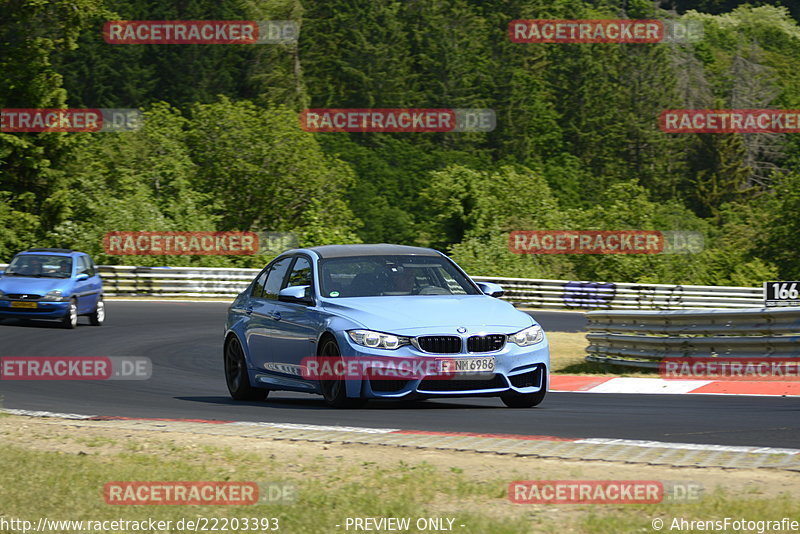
[7, 255, 72, 278]
[16, 257, 43, 276]
[385, 265, 417, 294]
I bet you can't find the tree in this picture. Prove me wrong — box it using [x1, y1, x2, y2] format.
[48, 103, 219, 266]
[300, 0, 417, 108]
[185, 98, 360, 240]
[685, 128, 754, 217]
[758, 171, 800, 279]
[0, 0, 107, 236]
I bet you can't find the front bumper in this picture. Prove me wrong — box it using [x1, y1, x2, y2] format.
[335, 330, 550, 399]
[0, 300, 69, 319]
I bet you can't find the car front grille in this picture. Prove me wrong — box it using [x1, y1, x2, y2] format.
[418, 374, 507, 392]
[5, 294, 41, 301]
[467, 334, 506, 353]
[415, 336, 462, 354]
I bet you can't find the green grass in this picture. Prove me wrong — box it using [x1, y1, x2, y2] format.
[0, 443, 530, 534]
[1, 428, 798, 534]
[548, 331, 660, 376]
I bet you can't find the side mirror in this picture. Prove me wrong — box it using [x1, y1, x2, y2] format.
[476, 282, 504, 298]
[278, 285, 313, 305]
[76, 273, 89, 281]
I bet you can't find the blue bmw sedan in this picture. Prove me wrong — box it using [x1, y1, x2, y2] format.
[0, 248, 104, 328]
[224, 244, 549, 408]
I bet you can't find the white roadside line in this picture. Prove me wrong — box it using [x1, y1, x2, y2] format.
[550, 376, 800, 396]
[0, 409, 398, 434]
[574, 438, 800, 456]
[230, 421, 399, 434]
[4, 408, 798, 456]
[573, 377, 714, 394]
[2, 409, 95, 419]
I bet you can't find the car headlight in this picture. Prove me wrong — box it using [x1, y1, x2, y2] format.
[509, 324, 544, 346]
[347, 330, 410, 350]
[41, 290, 67, 302]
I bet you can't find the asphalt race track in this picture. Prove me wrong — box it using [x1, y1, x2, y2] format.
[1, 301, 797, 449]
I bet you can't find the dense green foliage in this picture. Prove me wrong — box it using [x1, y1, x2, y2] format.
[1, 0, 798, 283]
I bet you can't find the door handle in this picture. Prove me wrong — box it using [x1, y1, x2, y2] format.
[245, 306, 253, 315]
[270, 311, 282, 321]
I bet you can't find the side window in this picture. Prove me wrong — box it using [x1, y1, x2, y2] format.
[77, 256, 90, 276]
[77, 256, 95, 276]
[85, 257, 96, 276]
[251, 268, 270, 298]
[263, 257, 292, 300]
[285, 256, 312, 289]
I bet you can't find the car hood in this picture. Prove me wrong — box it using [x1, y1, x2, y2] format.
[320, 295, 534, 333]
[0, 276, 71, 295]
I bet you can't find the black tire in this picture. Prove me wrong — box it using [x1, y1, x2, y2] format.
[61, 298, 78, 329]
[501, 376, 548, 408]
[89, 296, 105, 326]
[318, 337, 366, 409]
[224, 336, 268, 401]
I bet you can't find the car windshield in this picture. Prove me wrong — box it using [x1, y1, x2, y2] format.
[319, 255, 480, 298]
[5, 254, 73, 278]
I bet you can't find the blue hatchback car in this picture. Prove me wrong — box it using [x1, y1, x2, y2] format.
[0, 248, 104, 328]
[224, 244, 549, 408]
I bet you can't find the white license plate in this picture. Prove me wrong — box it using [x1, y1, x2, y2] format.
[439, 357, 495, 374]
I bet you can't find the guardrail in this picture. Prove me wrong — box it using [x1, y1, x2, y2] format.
[97, 265, 260, 298]
[585, 308, 800, 368]
[0, 263, 765, 309]
[471, 276, 763, 310]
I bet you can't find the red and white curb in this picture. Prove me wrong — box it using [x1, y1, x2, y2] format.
[550, 375, 800, 397]
[3, 409, 799, 471]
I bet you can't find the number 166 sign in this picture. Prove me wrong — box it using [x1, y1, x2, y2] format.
[764, 282, 800, 307]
